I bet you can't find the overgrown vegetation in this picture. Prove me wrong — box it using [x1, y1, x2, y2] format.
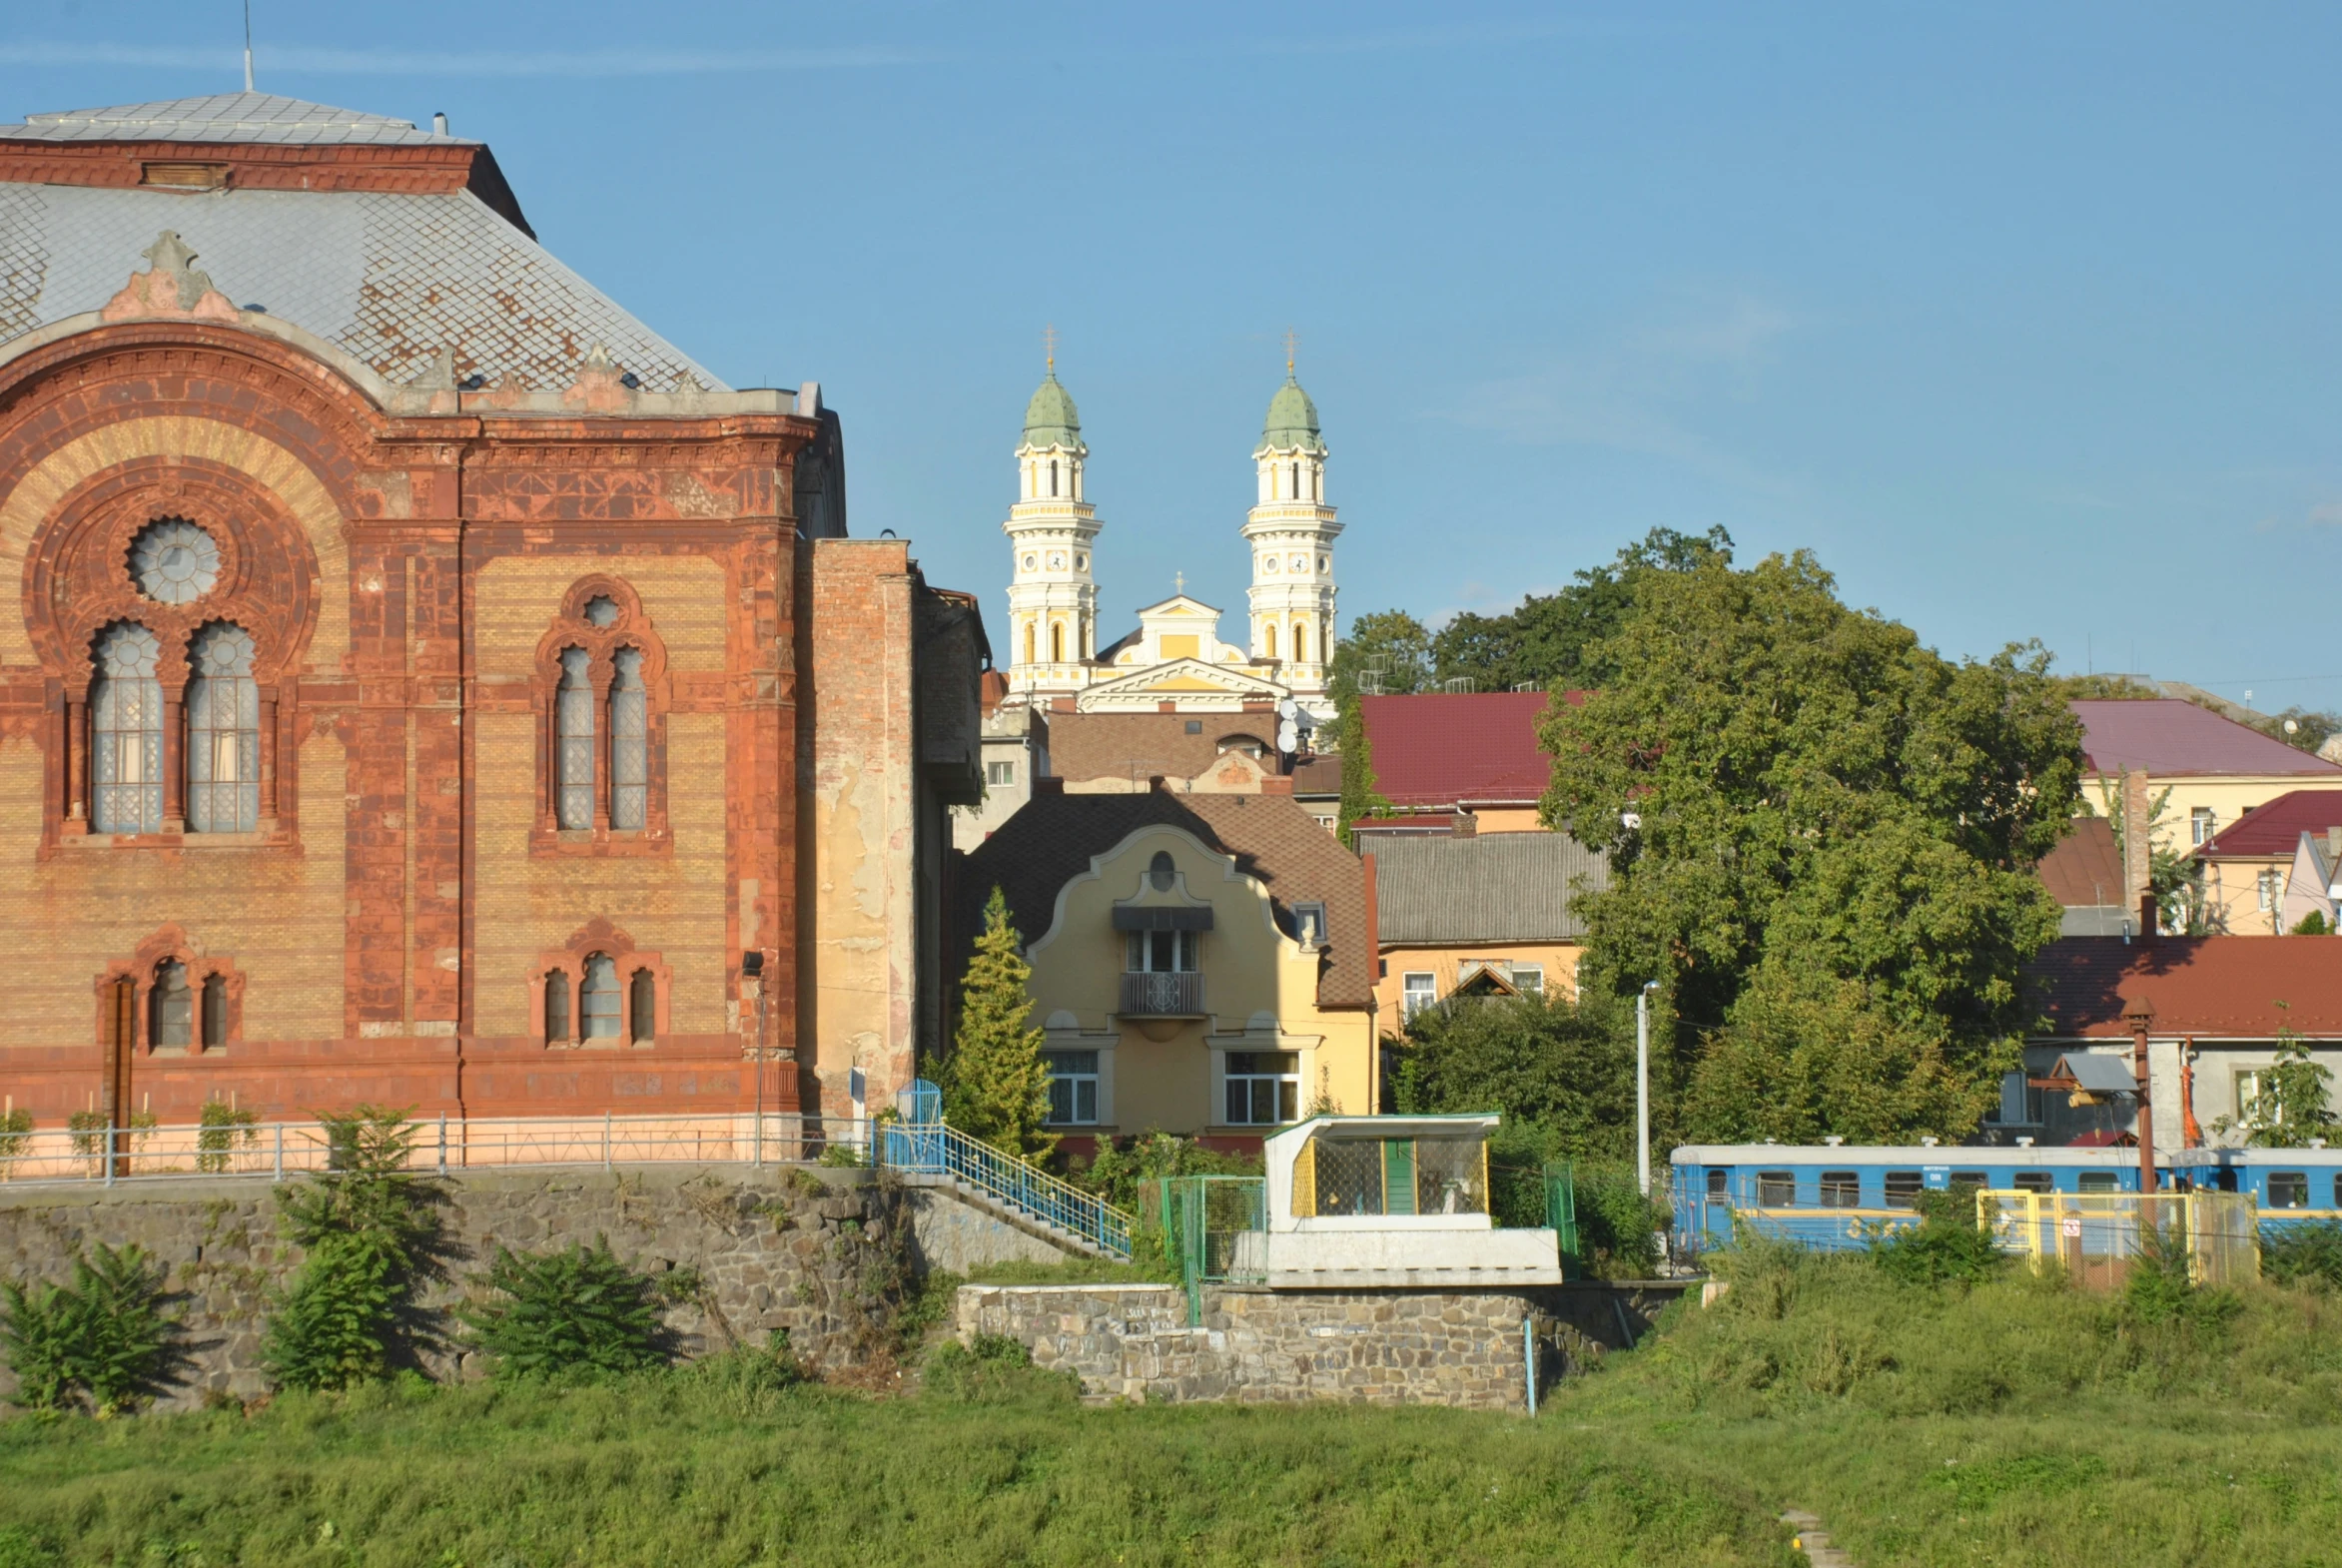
[1867, 1186, 2006, 1288]
[0, 1244, 175, 1415]
[934, 887, 1057, 1162]
[2217, 1029, 2338, 1147]
[2263, 1221, 2342, 1291]
[261, 1107, 439, 1392]
[919, 1331, 1081, 1404]
[194, 1098, 260, 1175]
[459, 1238, 688, 1380]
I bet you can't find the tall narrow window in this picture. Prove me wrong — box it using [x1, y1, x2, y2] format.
[187, 623, 260, 833]
[1291, 621, 1308, 664]
[151, 959, 192, 1049]
[581, 953, 620, 1040]
[1051, 622, 1066, 663]
[555, 647, 594, 830]
[629, 969, 656, 1044]
[609, 648, 647, 831]
[1050, 459, 1060, 497]
[543, 970, 571, 1045]
[201, 973, 227, 1050]
[1023, 622, 1036, 665]
[1290, 461, 1300, 498]
[1263, 623, 1277, 659]
[92, 623, 163, 834]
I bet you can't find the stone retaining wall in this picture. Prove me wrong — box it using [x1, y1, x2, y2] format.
[0, 1165, 1065, 1409]
[960, 1283, 1598, 1410]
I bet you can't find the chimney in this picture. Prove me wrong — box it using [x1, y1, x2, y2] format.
[1451, 810, 1477, 838]
[2120, 768, 2153, 914]
[2138, 891, 2158, 941]
[2326, 825, 2340, 862]
[1148, 774, 1169, 793]
[1259, 775, 1294, 795]
[1033, 776, 1065, 796]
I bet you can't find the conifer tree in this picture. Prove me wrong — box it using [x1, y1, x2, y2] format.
[942, 888, 1058, 1161]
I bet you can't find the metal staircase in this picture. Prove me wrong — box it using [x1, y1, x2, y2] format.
[879, 1082, 1134, 1260]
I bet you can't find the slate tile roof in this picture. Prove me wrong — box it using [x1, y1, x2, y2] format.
[1368, 831, 1608, 946]
[2071, 699, 2341, 779]
[957, 790, 1371, 1008]
[6, 93, 457, 146]
[2195, 789, 2342, 859]
[2026, 935, 2342, 1039]
[1357, 690, 1583, 809]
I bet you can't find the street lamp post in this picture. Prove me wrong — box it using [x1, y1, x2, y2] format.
[1637, 981, 1659, 1197]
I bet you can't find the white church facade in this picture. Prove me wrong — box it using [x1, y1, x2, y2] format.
[999, 356, 1342, 727]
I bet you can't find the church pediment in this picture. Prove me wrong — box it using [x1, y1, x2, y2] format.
[1075, 657, 1291, 712]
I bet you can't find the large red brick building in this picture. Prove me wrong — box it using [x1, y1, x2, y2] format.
[0, 94, 982, 1128]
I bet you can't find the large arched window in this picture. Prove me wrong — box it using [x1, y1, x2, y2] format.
[201, 973, 228, 1050]
[151, 959, 192, 1049]
[581, 953, 620, 1040]
[554, 647, 595, 830]
[610, 648, 647, 831]
[92, 623, 163, 834]
[188, 623, 259, 833]
[544, 969, 571, 1045]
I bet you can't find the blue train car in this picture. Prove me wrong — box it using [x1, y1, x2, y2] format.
[2169, 1147, 2342, 1229]
[1670, 1144, 2151, 1255]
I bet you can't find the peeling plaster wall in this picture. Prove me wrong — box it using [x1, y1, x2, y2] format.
[801, 539, 916, 1118]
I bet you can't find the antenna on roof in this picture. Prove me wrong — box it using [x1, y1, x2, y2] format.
[242, 0, 255, 93]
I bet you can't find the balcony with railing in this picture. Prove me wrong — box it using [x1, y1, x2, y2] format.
[1119, 969, 1205, 1018]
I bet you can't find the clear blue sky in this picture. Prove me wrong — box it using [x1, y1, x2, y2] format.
[8, 3, 2342, 707]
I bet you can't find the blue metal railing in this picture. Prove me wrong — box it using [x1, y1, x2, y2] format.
[879, 1081, 1133, 1259]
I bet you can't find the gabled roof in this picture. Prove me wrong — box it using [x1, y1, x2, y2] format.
[1357, 690, 1583, 809]
[958, 791, 1371, 1008]
[0, 95, 725, 393]
[2196, 789, 2342, 859]
[1370, 831, 1608, 946]
[2026, 935, 2342, 1039]
[1047, 710, 1278, 784]
[2071, 699, 2341, 779]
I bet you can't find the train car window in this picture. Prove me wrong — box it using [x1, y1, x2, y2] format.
[2011, 1172, 2053, 1193]
[1883, 1171, 1924, 1208]
[1706, 1169, 1728, 1199]
[1820, 1171, 1860, 1207]
[1951, 1171, 1987, 1189]
[2333, 1175, 2341, 1208]
[1757, 1171, 1796, 1206]
[2077, 1173, 2117, 1193]
[2268, 1173, 2309, 1209]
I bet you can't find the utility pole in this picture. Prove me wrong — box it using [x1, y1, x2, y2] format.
[2123, 990, 2157, 1193]
[1637, 981, 1659, 1196]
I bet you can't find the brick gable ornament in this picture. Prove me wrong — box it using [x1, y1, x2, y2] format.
[100, 232, 242, 326]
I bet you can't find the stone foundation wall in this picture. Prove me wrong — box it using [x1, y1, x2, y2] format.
[0, 1165, 1067, 1409]
[955, 1284, 1524, 1409]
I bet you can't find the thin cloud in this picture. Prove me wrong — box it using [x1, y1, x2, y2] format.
[0, 41, 930, 77]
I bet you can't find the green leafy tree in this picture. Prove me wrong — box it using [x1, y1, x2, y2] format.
[263, 1106, 438, 1391]
[1540, 549, 2084, 1145]
[941, 889, 1057, 1161]
[460, 1237, 675, 1379]
[2088, 776, 2204, 935]
[2224, 1031, 2337, 1149]
[0, 1243, 176, 1414]
[1431, 526, 1733, 693]
[1325, 610, 1428, 844]
[1390, 991, 1635, 1161]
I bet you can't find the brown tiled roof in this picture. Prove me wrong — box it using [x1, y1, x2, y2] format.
[1047, 710, 1277, 785]
[2025, 935, 2342, 1039]
[2196, 789, 2342, 859]
[2036, 816, 2123, 907]
[956, 790, 1371, 1008]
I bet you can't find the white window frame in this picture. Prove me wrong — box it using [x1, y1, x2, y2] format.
[1510, 965, 1544, 996]
[1045, 1050, 1101, 1126]
[986, 758, 1017, 787]
[1401, 972, 1437, 1021]
[2257, 869, 2282, 913]
[1127, 929, 1199, 974]
[1222, 1050, 1299, 1126]
[2191, 807, 2217, 847]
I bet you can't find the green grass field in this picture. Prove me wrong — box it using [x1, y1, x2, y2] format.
[3, 1243, 2340, 1566]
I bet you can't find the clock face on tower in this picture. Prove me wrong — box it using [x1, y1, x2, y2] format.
[1049, 552, 1066, 569]
[1289, 555, 1308, 572]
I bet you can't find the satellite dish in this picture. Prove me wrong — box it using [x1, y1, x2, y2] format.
[1621, 811, 1643, 831]
[1277, 722, 1300, 752]
[1276, 698, 1298, 720]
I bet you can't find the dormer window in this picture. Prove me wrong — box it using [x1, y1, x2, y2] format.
[1291, 902, 1327, 948]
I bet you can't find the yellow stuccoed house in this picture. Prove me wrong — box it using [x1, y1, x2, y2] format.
[952, 784, 1378, 1156]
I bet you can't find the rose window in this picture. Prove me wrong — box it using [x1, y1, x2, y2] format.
[130, 520, 220, 604]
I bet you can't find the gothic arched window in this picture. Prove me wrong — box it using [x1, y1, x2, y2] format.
[151, 959, 192, 1049]
[188, 623, 259, 833]
[610, 648, 648, 831]
[630, 968, 656, 1044]
[555, 647, 594, 830]
[581, 953, 620, 1040]
[201, 973, 228, 1050]
[92, 623, 163, 834]
[544, 969, 571, 1045]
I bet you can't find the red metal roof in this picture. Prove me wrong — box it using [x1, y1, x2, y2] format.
[2195, 788, 2342, 859]
[2027, 935, 2342, 1039]
[2071, 699, 2342, 778]
[1357, 691, 1584, 809]
[2036, 816, 2122, 907]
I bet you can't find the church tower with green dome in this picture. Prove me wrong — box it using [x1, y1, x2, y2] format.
[1002, 344, 1102, 700]
[1242, 350, 1341, 709]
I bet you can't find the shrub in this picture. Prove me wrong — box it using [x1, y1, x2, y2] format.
[460, 1237, 672, 1380]
[0, 1109, 31, 1171]
[679, 1330, 807, 1415]
[263, 1106, 437, 1391]
[818, 1143, 868, 1169]
[2263, 1220, 2342, 1291]
[921, 1331, 1079, 1404]
[0, 1243, 175, 1414]
[1870, 1185, 2005, 1287]
[195, 1098, 260, 1174]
